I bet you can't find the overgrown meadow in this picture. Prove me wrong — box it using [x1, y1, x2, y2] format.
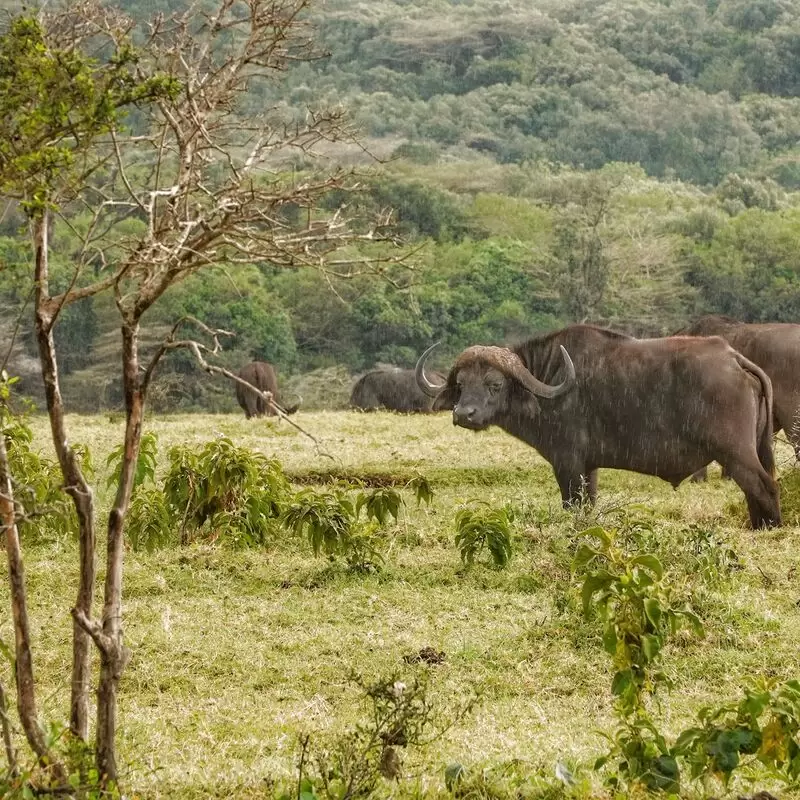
[7, 410, 800, 799]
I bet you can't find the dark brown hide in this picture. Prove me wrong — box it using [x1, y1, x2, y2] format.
[417, 325, 780, 529]
[350, 368, 447, 413]
[236, 361, 298, 419]
[678, 316, 800, 477]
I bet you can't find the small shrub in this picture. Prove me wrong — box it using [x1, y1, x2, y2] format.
[106, 431, 158, 492]
[283, 485, 402, 571]
[286, 673, 477, 800]
[126, 487, 175, 552]
[573, 526, 703, 715]
[1, 375, 79, 543]
[125, 436, 290, 550]
[674, 679, 800, 787]
[573, 525, 703, 793]
[454, 502, 514, 568]
[407, 474, 434, 506]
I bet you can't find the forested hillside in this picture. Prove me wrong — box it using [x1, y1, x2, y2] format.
[3, 0, 800, 410]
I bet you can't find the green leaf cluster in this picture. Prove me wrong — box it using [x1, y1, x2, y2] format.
[126, 436, 290, 550]
[106, 431, 158, 492]
[453, 502, 514, 568]
[674, 679, 800, 785]
[0, 16, 178, 215]
[1, 373, 86, 543]
[283, 485, 403, 571]
[573, 526, 702, 716]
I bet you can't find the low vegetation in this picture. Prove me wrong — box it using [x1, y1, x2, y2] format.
[2, 409, 799, 798]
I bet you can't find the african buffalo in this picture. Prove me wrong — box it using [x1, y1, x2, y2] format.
[677, 316, 800, 480]
[236, 361, 299, 419]
[350, 368, 447, 413]
[416, 325, 781, 529]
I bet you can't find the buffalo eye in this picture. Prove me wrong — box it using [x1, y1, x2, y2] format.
[485, 380, 503, 395]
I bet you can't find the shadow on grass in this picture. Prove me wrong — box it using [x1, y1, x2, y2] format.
[287, 464, 553, 488]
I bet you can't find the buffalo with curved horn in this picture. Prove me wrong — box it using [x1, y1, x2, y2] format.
[416, 325, 781, 529]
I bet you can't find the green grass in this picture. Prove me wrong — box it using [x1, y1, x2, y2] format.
[4, 411, 800, 798]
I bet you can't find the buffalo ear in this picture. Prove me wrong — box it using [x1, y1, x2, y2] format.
[432, 384, 459, 411]
[511, 380, 540, 416]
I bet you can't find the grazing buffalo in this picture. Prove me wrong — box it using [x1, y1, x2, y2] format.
[350, 368, 447, 413]
[236, 361, 299, 419]
[677, 315, 800, 480]
[416, 325, 781, 529]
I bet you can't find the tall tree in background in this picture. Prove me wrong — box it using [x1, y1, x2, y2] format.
[0, 0, 392, 788]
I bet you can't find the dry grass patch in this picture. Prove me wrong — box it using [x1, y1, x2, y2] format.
[1, 412, 797, 797]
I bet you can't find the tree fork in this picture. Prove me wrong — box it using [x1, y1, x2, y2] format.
[91, 321, 142, 784]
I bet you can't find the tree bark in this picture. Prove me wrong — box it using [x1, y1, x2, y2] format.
[32, 211, 97, 742]
[0, 427, 62, 779]
[92, 319, 141, 785]
[0, 675, 18, 776]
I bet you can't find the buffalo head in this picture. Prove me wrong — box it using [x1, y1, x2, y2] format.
[415, 343, 576, 430]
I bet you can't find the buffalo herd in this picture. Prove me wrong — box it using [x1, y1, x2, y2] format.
[237, 314, 798, 528]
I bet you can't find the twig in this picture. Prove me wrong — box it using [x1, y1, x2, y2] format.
[144, 316, 337, 460]
[296, 733, 311, 800]
[0, 284, 35, 376]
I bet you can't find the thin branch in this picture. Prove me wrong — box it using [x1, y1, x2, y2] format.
[0, 284, 35, 375]
[142, 316, 335, 458]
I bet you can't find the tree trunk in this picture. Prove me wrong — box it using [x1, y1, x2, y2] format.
[0, 426, 62, 779]
[32, 211, 97, 742]
[94, 320, 142, 785]
[0, 675, 18, 776]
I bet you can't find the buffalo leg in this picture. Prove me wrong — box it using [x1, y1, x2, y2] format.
[586, 469, 598, 503]
[554, 467, 595, 507]
[723, 459, 781, 529]
[691, 464, 733, 482]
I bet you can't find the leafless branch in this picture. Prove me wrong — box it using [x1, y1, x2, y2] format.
[0, 285, 34, 376]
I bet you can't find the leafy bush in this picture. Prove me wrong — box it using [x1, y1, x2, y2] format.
[106, 431, 158, 492]
[285, 673, 477, 800]
[283, 485, 404, 571]
[573, 525, 702, 793]
[125, 437, 290, 550]
[1, 375, 86, 543]
[574, 526, 703, 717]
[454, 502, 514, 568]
[674, 679, 800, 786]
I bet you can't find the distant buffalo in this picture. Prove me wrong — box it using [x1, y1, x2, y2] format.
[236, 361, 299, 419]
[416, 324, 781, 528]
[350, 368, 447, 413]
[676, 315, 800, 481]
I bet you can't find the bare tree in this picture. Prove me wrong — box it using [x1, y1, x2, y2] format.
[1, 0, 397, 788]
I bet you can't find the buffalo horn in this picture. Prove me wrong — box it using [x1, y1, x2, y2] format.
[512, 345, 576, 399]
[415, 342, 447, 397]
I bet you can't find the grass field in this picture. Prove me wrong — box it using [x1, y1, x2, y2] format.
[5, 410, 800, 799]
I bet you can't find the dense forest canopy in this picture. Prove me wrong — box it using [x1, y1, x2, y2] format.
[2, 0, 800, 411]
